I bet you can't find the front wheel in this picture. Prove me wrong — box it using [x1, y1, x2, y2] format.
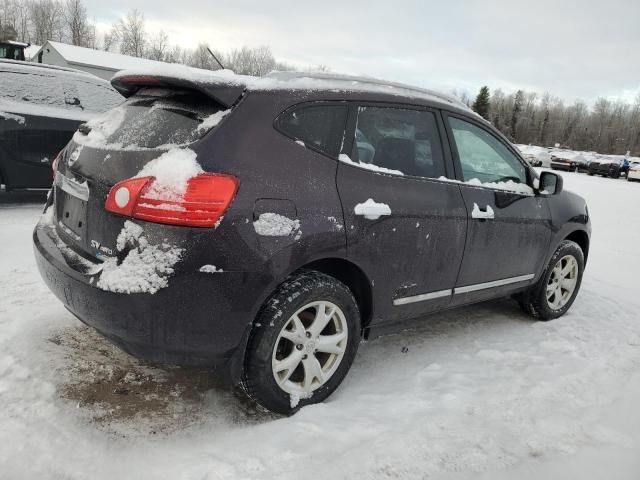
[519, 240, 585, 320]
[242, 271, 361, 414]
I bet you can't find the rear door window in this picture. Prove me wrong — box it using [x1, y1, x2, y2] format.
[349, 106, 446, 178]
[277, 103, 347, 157]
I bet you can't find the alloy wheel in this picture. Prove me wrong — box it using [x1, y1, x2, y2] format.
[272, 301, 348, 396]
[546, 255, 579, 310]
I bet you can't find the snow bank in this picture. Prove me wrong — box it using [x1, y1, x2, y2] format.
[253, 213, 301, 239]
[135, 148, 202, 202]
[339, 153, 404, 175]
[5, 171, 640, 479]
[354, 198, 392, 220]
[97, 221, 183, 294]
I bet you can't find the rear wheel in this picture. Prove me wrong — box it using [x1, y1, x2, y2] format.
[519, 240, 584, 320]
[242, 271, 361, 414]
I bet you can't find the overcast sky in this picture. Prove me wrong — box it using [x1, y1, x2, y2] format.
[85, 0, 640, 104]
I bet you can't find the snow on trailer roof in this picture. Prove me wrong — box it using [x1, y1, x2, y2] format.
[112, 63, 473, 111]
[45, 41, 173, 72]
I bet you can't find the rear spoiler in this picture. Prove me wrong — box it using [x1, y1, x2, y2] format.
[111, 74, 246, 108]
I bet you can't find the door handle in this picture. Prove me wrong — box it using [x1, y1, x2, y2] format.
[354, 199, 392, 220]
[471, 203, 494, 220]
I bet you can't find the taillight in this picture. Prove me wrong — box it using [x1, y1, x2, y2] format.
[105, 173, 239, 228]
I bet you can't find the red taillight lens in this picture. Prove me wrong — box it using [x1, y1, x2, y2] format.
[105, 174, 239, 228]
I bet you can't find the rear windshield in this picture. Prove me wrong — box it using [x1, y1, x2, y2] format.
[86, 88, 225, 149]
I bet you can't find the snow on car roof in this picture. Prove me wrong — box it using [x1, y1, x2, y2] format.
[112, 63, 473, 111]
[0, 58, 107, 82]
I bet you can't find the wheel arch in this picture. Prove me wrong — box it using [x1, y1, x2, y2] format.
[565, 229, 589, 262]
[297, 257, 373, 330]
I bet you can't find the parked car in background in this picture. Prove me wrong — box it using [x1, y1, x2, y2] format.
[573, 154, 591, 173]
[627, 161, 640, 182]
[550, 152, 579, 172]
[587, 158, 621, 178]
[0, 59, 122, 190]
[515, 144, 551, 168]
[34, 69, 591, 414]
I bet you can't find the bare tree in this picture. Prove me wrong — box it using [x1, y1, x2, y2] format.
[227, 45, 276, 76]
[64, 0, 90, 46]
[112, 9, 146, 57]
[147, 29, 169, 61]
[29, 0, 64, 44]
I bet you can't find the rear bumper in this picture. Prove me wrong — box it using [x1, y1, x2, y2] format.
[628, 170, 640, 180]
[33, 220, 261, 376]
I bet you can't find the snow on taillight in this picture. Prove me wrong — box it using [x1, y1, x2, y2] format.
[105, 174, 239, 228]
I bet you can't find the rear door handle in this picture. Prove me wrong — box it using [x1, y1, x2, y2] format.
[471, 203, 494, 220]
[354, 199, 392, 220]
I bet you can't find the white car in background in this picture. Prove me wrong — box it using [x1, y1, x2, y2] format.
[627, 161, 640, 182]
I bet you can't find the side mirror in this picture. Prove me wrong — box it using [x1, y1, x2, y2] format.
[539, 171, 563, 195]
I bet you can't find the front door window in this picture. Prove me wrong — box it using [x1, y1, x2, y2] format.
[448, 117, 527, 185]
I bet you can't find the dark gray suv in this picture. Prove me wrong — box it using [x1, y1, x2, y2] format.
[33, 69, 590, 413]
[0, 59, 122, 190]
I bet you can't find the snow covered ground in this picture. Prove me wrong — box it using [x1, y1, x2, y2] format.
[1, 172, 640, 479]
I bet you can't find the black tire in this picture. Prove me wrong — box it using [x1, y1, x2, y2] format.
[519, 240, 585, 321]
[242, 270, 361, 414]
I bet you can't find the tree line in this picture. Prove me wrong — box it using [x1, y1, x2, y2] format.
[1, 0, 636, 153]
[465, 86, 640, 156]
[0, 1, 316, 75]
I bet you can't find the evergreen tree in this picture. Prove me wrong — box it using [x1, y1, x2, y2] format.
[511, 90, 524, 141]
[472, 86, 491, 120]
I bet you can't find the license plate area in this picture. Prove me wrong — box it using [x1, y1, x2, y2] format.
[57, 190, 87, 241]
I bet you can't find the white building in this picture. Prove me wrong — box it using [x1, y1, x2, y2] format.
[33, 41, 170, 81]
